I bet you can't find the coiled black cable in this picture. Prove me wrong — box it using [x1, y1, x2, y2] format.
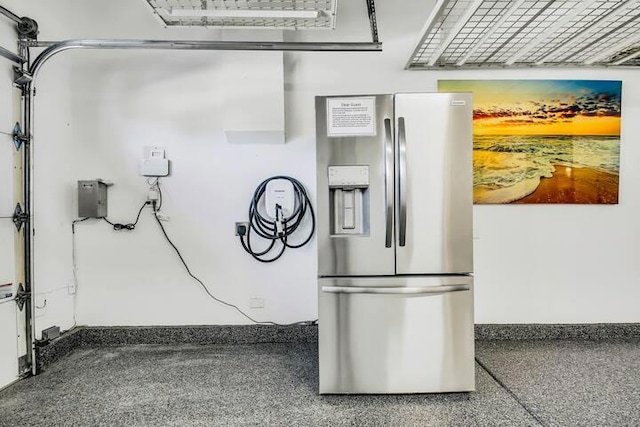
[103, 202, 149, 231]
[240, 176, 315, 263]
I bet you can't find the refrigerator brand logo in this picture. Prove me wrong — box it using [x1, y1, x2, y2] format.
[451, 100, 467, 106]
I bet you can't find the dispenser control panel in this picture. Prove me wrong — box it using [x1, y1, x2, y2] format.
[328, 166, 369, 188]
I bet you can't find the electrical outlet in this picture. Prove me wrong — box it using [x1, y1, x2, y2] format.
[249, 298, 265, 309]
[67, 281, 77, 295]
[147, 189, 159, 202]
[235, 221, 249, 236]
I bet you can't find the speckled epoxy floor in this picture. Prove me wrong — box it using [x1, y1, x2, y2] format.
[1, 340, 639, 426]
[476, 339, 640, 427]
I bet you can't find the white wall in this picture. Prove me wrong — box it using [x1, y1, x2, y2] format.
[12, 0, 640, 329]
[287, 1, 640, 324]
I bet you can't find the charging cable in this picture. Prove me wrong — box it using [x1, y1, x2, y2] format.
[151, 197, 316, 326]
[71, 177, 317, 326]
[239, 176, 315, 263]
[102, 202, 149, 230]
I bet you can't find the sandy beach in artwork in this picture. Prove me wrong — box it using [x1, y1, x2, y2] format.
[512, 165, 619, 204]
[439, 79, 622, 205]
[470, 134, 620, 204]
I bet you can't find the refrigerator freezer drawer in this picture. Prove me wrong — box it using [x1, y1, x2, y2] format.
[318, 276, 475, 394]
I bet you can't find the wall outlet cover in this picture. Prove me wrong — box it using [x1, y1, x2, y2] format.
[249, 298, 265, 309]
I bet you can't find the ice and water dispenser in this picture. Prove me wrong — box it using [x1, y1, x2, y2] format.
[328, 165, 370, 236]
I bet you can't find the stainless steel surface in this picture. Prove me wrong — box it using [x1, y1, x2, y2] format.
[322, 92, 475, 393]
[316, 95, 395, 277]
[0, 45, 25, 64]
[29, 39, 382, 80]
[394, 93, 473, 275]
[319, 276, 475, 394]
[77, 180, 109, 218]
[332, 188, 366, 235]
[397, 116, 407, 247]
[321, 284, 469, 294]
[383, 118, 393, 248]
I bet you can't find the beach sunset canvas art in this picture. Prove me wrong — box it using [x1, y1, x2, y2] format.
[438, 80, 622, 204]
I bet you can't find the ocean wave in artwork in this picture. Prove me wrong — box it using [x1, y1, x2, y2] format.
[473, 135, 619, 204]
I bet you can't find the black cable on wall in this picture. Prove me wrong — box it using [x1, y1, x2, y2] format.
[239, 176, 315, 263]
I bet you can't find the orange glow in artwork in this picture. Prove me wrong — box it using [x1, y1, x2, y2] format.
[437, 80, 622, 205]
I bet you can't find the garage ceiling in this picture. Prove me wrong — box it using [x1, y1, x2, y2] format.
[406, 0, 640, 69]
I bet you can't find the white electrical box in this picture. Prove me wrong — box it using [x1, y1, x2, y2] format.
[139, 146, 170, 177]
[265, 179, 295, 219]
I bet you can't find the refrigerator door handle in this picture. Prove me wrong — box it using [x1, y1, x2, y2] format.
[321, 284, 470, 295]
[384, 118, 393, 248]
[398, 117, 408, 247]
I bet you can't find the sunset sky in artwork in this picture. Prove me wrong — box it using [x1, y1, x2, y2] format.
[438, 80, 622, 136]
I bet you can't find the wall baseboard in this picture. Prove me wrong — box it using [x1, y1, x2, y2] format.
[35, 323, 640, 372]
[35, 324, 317, 372]
[475, 323, 640, 340]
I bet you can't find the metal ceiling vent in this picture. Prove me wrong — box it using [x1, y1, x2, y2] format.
[146, 0, 338, 29]
[407, 0, 640, 69]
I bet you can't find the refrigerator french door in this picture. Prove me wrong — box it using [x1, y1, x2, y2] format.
[316, 93, 474, 394]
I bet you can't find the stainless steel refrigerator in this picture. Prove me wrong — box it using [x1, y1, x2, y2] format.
[315, 93, 474, 394]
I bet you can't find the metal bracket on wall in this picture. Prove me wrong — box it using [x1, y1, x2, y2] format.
[15, 284, 30, 311]
[365, 0, 379, 43]
[13, 66, 32, 87]
[18, 354, 29, 376]
[19, 39, 53, 49]
[12, 122, 28, 150]
[12, 203, 29, 232]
